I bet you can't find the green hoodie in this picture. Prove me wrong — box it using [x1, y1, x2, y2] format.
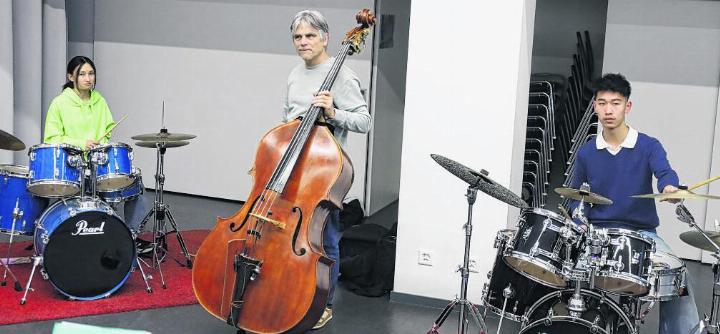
[43, 88, 114, 149]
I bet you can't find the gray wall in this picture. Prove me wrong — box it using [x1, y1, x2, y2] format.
[532, 0, 607, 77]
[603, 0, 720, 261]
[365, 0, 409, 215]
[91, 0, 374, 203]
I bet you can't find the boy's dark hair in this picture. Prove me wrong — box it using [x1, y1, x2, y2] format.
[592, 73, 631, 99]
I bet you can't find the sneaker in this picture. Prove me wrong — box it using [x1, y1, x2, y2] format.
[312, 307, 333, 330]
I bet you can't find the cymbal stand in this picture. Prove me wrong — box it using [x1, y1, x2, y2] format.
[137, 135, 193, 289]
[677, 203, 720, 333]
[0, 198, 23, 291]
[427, 183, 488, 334]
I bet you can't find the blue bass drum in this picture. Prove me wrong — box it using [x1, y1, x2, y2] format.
[0, 165, 48, 235]
[34, 198, 136, 300]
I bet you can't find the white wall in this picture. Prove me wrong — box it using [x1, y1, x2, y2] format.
[603, 0, 720, 261]
[394, 1, 532, 301]
[93, 0, 373, 203]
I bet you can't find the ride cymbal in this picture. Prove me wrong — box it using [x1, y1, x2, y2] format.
[680, 230, 720, 252]
[0, 129, 26, 151]
[632, 189, 720, 201]
[131, 132, 196, 141]
[554, 187, 613, 205]
[431, 154, 528, 208]
[135, 141, 189, 148]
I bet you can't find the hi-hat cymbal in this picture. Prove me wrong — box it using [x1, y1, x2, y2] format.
[632, 189, 720, 201]
[131, 132, 196, 141]
[135, 141, 189, 148]
[0, 129, 25, 151]
[680, 230, 720, 252]
[554, 187, 613, 205]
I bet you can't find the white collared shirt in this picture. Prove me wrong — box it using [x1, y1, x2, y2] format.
[596, 125, 638, 155]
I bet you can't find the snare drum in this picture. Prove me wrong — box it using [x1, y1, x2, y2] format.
[91, 143, 134, 191]
[0, 165, 48, 235]
[642, 251, 687, 302]
[593, 228, 655, 296]
[27, 143, 83, 197]
[504, 208, 584, 288]
[97, 168, 144, 203]
[34, 197, 136, 300]
[483, 230, 557, 321]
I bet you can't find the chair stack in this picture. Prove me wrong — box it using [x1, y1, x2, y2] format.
[522, 31, 598, 208]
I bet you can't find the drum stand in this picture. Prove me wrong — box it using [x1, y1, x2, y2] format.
[427, 184, 488, 334]
[137, 140, 193, 289]
[676, 203, 720, 333]
[0, 201, 23, 291]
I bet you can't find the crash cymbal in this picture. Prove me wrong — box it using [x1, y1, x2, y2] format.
[131, 132, 196, 141]
[680, 230, 720, 252]
[554, 187, 613, 205]
[431, 154, 528, 208]
[0, 129, 25, 151]
[632, 189, 720, 201]
[135, 140, 189, 148]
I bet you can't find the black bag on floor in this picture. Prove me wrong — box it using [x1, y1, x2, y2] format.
[339, 223, 396, 297]
[340, 199, 364, 231]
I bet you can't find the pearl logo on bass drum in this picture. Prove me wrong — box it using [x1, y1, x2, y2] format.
[72, 220, 106, 236]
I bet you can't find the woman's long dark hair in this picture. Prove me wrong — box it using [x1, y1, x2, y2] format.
[62, 56, 97, 91]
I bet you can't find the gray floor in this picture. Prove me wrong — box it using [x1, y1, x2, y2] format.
[0, 191, 716, 333]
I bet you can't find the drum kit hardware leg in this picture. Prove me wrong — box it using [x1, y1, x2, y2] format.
[426, 173, 489, 334]
[1, 199, 24, 291]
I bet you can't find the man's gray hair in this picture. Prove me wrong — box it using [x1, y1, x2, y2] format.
[290, 10, 329, 40]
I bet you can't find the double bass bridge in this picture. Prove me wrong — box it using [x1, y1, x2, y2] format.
[249, 213, 286, 229]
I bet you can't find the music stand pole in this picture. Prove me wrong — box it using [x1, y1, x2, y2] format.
[427, 182, 488, 334]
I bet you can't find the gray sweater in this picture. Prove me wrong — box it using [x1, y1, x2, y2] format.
[283, 58, 372, 147]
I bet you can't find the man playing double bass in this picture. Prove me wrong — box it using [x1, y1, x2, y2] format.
[284, 9, 372, 329]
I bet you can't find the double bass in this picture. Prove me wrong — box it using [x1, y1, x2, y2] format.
[192, 10, 375, 334]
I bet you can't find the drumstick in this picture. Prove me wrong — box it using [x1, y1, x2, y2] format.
[688, 175, 720, 191]
[99, 115, 128, 140]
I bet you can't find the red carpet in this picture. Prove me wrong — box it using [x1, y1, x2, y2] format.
[0, 229, 209, 326]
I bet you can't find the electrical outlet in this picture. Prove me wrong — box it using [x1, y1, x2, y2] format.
[468, 258, 479, 273]
[418, 250, 434, 266]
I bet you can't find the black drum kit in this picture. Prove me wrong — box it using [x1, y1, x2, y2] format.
[0, 124, 195, 304]
[427, 154, 720, 334]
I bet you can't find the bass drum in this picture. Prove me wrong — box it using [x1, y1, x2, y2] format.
[520, 289, 635, 334]
[34, 198, 136, 300]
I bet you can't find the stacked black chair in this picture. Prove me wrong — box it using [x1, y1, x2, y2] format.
[523, 30, 598, 208]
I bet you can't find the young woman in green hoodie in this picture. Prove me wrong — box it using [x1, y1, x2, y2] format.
[42, 56, 151, 253]
[44, 56, 113, 150]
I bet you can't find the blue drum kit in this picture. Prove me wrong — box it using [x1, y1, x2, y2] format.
[0, 126, 194, 304]
[426, 154, 720, 334]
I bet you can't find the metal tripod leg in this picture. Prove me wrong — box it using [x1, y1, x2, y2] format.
[135, 257, 153, 293]
[20, 256, 42, 305]
[165, 209, 193, 268]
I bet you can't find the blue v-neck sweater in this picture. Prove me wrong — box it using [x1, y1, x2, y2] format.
[569, 133, 679, 232]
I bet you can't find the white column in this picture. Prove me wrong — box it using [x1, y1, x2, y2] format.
[394, 0, 532, 301]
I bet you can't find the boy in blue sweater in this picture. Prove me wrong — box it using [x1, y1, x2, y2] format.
[570, 73, 699, 333]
